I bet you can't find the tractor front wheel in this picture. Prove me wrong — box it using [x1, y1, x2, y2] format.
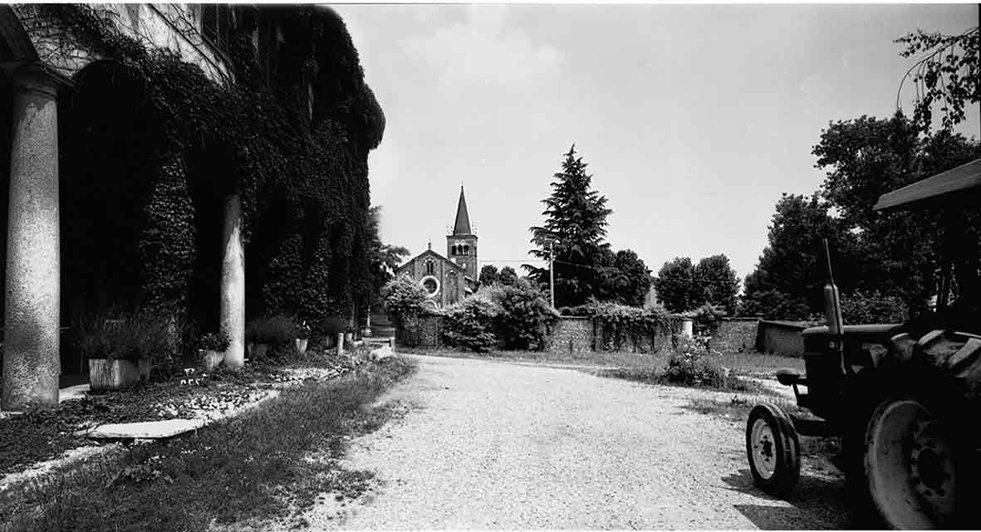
[746, 403, 800, 498]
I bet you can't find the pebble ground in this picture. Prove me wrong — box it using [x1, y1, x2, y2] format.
[299, 354, 849, 530]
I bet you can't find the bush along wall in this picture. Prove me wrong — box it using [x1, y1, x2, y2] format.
[48, 5, 384, 356]
[439, 283, 556, 352]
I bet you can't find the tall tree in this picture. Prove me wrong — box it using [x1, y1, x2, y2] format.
[478, 264, 499, 286]
[654, 257, 696, 313]
[528, 145, 613, 307]
[741, 194, 855, 319]
[693, 254, 740, 315]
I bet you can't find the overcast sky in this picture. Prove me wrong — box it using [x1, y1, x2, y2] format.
[335, 3, 980, 285]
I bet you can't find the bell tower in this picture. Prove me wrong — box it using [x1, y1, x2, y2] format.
[446, 186, 478, 277]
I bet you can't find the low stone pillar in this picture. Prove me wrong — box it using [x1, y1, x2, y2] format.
[2, 66, 64, 411]
[220, 194, 245, 369]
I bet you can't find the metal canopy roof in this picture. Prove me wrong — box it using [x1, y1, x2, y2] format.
[874, 158, 981, 212]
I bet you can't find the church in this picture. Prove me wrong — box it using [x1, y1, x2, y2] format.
[396, 187, 478, 309]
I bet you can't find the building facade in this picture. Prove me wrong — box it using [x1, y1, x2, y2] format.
[396, 187, 478, 309]
[0, 5, 382, 411]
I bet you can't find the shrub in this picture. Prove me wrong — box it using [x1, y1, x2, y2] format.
[381, 277, 428, 324]
[841, 290, 908, 324]
[441, 298, 499, 352]
[660, 335, 749, 391]
[198, 332, 231, 351]
[74, 309, 175, 363]
[322, 317, 347, 336]
[246, 315, 295, 344]
[495, 285, 557, 351]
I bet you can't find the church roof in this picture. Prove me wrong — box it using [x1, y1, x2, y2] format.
[452, 186, 473, 236]
[395, 248, 465, 274]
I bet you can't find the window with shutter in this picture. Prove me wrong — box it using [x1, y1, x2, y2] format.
[201, 4, 233, 53]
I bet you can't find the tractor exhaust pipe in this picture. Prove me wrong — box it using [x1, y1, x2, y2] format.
[822, 239, 847, 374]
[822, 239, 844, 335]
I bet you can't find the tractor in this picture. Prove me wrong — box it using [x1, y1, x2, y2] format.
[745, 157, 981, 528]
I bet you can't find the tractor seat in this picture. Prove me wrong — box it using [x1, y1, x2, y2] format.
[775, 368, 807, 386]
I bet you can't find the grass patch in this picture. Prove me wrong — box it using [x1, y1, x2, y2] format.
[684, 396, 842, 461]
[598, 365, 764, 394]
[0, 348, 368, 478]
[0, 356, 416, 532]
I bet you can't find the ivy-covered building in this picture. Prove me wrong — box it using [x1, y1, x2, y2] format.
[0, 4, 384, 411]
[396, 187, 478, 309]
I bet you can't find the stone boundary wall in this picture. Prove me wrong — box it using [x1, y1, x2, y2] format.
[395, 314, 685, 354]
[711, 317, 760, 354]
[546, 317, 594, 354]
[394, 314, 442, 349]
[756, 320, 808, 357]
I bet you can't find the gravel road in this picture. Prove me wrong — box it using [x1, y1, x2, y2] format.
[300, 354, 849, 530]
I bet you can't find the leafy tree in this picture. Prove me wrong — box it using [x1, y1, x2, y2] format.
[741, 194, 854, 320]
[693, 254, 740, 315]
[498, 266, 519, 286]
[366, 206, 409, 311]
[813, 114, 920, 232]
[897, 27, 979, 132]
[528, 145, 613, 307]
[478, 264, 499, 286]
[654, 257, 696, 313]
[603, 249, 652, 308]
[812, 114, 981, 315]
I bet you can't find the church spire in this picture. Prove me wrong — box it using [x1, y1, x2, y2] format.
[452, 186, 472, 235]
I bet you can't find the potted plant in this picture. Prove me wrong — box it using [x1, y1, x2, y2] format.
[295, 320, 311, 355]
[76, 310, 173, 391]
[198, 331, 231, 370]
[245, 315, 294, 359]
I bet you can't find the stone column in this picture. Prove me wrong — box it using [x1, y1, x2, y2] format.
[220, 194, 245, 369]
[2, 67, 63, 411]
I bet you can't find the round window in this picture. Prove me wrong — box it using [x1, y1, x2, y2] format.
[421, 275, 440, 297]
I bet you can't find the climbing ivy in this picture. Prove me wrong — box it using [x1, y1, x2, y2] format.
[46, 5, 383, 338]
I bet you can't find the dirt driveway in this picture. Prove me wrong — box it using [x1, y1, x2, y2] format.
[300, 354, 849, 529]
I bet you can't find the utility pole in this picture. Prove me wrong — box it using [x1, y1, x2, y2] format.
[549, 239, 556, 309]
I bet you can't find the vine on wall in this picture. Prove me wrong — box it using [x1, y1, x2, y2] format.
[47, 4, 384, 338]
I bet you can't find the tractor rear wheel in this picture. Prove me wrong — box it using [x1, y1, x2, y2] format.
[746, 403, 800, 498]
[864, 397, 961, 528]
